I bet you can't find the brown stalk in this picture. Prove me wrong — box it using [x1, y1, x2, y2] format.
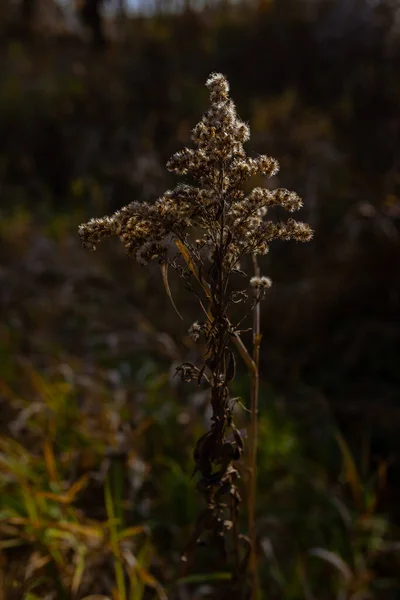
[248, 255, 261, 599]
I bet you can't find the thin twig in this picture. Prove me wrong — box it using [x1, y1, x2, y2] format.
[248, 254, 261, 599]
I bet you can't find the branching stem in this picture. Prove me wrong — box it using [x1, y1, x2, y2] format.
[79, 73, 313, 600]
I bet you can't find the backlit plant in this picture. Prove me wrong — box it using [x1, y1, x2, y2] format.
[79, 72, 313, 598]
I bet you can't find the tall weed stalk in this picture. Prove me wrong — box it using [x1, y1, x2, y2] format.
[79, 73, 313, 598]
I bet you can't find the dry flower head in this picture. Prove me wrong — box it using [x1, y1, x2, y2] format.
[79, 72, 312, 273]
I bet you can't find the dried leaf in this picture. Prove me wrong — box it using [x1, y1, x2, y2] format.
[225, 349, 236, 383]
[175, 239, 211, 299]
[160, 262, 183, 320]
[232, 425, 244, 451]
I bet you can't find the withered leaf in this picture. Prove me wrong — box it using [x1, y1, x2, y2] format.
[232, 425, 244, 451]
[160, 262, 183, 320]
[225, 348, 236, 383]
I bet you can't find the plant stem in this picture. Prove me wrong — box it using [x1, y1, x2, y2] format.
[248, 255, 261, 599]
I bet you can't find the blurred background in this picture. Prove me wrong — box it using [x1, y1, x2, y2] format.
[1, 1, 400, 598]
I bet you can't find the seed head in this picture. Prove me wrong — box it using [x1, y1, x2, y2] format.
[79, 72, 313, 279]
[250, 276, 272, 290]
[188, 321, 202, 342]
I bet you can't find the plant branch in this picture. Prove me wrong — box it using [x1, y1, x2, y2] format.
[176, 239, 257, 375]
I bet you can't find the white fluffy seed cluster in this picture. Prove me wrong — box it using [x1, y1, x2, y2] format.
[250, 276, 272, 290]
[188, 321, 202, 341]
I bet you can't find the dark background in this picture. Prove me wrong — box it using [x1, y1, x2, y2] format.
[0, 1, 399, 599]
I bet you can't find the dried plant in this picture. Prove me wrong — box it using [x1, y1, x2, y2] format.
[79, 72, 313, 598]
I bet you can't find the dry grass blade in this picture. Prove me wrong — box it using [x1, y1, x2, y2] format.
[335, 431, 363, 510]
[309, 548, 353, 582]
[42, 440, 58, 484]
[115, 526, 148, 542]
[35, 474, 89, 504]
[71, 546, 87, 597]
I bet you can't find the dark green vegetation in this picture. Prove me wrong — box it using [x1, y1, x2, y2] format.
[0, 1, 400, 598]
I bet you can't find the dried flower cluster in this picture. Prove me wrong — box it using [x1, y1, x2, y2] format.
[79, 72, 313, 592]
[79, 73, 312, 270]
